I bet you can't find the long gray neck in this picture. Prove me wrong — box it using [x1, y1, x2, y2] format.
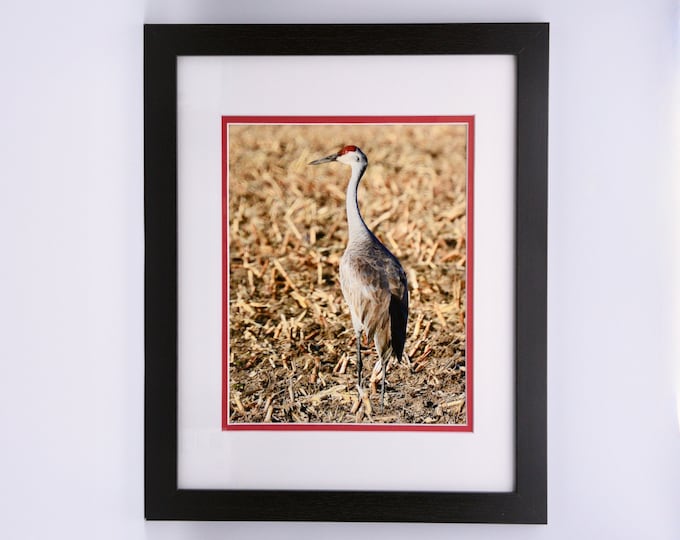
[345, 162, 371, 244]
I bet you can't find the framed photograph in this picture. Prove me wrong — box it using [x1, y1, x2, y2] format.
[145, 23, 548, 523]
[223, 114, 474, 431]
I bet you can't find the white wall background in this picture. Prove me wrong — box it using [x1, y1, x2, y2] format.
[1, 1, 678, 538]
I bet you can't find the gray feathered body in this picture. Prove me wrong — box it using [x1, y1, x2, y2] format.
[340, 230, 408, 367]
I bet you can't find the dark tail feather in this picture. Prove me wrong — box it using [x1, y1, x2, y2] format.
[389, 293, 408, 361]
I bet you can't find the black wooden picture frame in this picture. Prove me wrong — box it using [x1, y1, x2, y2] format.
[144, 23, 548, 523]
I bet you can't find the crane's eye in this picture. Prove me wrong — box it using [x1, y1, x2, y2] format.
[355, 156, 360, 161]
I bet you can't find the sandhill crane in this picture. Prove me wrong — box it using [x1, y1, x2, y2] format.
[310, 145, 408, 410]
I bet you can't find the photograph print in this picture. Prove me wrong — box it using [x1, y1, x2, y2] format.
[224, 116, 473, 430]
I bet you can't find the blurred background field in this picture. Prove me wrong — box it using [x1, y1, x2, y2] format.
[227, 123, 468, 424]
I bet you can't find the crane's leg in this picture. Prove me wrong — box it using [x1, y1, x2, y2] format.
[380, 355, 387, 412]
[356, 332, 363, 388]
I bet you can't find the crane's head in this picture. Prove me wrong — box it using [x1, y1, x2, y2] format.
[309, 145, 367, 167]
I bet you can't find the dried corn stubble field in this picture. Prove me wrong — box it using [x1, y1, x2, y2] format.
[228, 123, 468, 425]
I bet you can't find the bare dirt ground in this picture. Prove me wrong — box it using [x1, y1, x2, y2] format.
[227, 123, 468, 425]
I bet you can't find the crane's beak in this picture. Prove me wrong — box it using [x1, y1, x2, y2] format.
[309, 152, 338, 165]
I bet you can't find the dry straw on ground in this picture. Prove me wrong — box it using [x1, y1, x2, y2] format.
[228, 123, 468, 424]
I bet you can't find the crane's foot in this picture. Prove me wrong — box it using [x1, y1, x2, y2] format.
[351, 384, 373, 419]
